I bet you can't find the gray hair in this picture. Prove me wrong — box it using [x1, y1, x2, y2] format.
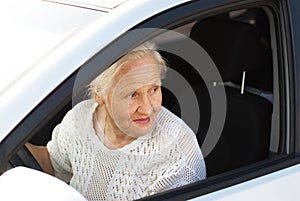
[90, 42, 167, 98]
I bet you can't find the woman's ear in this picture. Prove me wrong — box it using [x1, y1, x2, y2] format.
[93, 93, 105, 106]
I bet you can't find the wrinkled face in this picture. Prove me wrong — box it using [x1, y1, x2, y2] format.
[106, 53, 162, 138]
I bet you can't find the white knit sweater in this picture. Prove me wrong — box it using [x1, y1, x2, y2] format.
[47, 100, 206, 201]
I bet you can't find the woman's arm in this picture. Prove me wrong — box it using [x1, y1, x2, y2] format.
[25, 143, 55, 176]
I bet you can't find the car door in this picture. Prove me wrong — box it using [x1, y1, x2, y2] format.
[1, 0, 299, 200]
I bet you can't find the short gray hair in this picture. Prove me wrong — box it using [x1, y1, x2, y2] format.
[90, 42, 167, 98]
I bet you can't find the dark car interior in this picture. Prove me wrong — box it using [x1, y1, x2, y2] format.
[161, 8, 273, 176]
[8, 7, 275, 179]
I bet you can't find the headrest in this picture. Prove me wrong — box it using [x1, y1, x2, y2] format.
[190, 17, 267, 83]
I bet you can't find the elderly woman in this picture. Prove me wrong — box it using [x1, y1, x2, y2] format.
[27, 42, 206, 201]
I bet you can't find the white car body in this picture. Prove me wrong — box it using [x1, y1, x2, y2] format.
[190, 164, 300, 201]
[0, 0, 299, 200]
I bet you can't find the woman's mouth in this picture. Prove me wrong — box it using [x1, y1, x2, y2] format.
[133, 117, 151, 125]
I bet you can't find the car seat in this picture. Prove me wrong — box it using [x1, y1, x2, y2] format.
[186, 16, 273, 176]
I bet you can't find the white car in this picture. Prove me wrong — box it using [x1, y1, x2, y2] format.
[0, 0, 299, 200]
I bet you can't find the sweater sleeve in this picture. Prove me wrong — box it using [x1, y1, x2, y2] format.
[179, 125, 207, 181]
[47, 110, 74, 183]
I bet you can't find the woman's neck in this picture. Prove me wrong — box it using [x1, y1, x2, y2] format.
[104, 119, 136, 149]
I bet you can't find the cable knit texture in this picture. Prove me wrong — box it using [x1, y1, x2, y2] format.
[47, 100, 206, 201]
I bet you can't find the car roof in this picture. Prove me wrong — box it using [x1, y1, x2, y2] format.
[0, 0, 104, 97]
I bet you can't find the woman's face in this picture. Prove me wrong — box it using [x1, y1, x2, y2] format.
[105, 53, 162, 138]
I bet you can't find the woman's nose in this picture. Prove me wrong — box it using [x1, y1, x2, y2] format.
[137, 94, 152, 114]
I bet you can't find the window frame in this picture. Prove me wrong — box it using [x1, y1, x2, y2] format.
[287, 0, 300, 153]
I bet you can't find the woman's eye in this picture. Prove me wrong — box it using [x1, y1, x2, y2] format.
[129, 92, 137, 98]
[150, 86, 159, 94]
